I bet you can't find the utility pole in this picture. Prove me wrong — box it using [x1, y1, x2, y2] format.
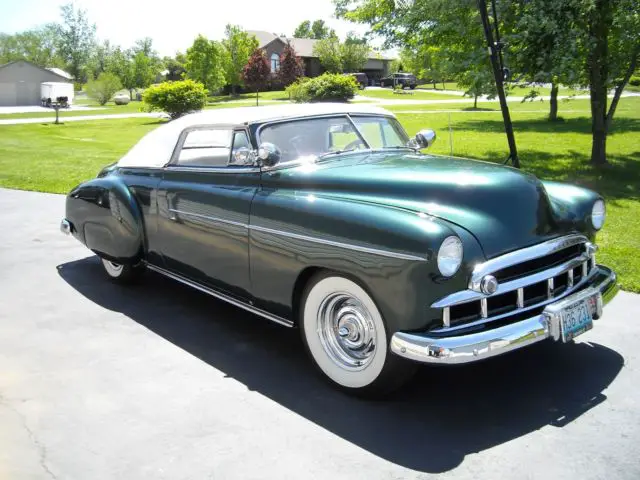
[476, 0, 520, 168]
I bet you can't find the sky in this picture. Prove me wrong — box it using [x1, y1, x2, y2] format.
[0, 0, 375, 56]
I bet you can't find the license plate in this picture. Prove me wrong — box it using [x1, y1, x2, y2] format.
[560, 299, 593, 342]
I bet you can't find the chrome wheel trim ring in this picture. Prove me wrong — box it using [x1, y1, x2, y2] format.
[318, 292, 377, 371]
[102, 258, 124, 277]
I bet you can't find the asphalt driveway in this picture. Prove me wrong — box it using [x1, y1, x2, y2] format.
[1, 187, 639, 480]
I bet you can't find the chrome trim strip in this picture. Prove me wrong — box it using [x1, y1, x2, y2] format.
[582, 261, 588, 278]
[168, 209, 248, 228]
[469, 234, 589, 291]
[250, 224, 426, 261]
[443, 307, 450, 328]
[567, 269, 574, 288]
[517, 288, 524, 308]
[391, 266, 618, 364]
[433, 252, 592, 308]
[165, 166, 261, 174]
[430, 267, 598, 333]
[145, 263, 294, 328]
[547, 277, 554, 299]
[480, 298, 488, 318]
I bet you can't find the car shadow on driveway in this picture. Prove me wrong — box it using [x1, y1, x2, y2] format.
[57, 256, 624, 474]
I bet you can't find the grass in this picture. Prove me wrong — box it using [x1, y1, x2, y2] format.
[358, 88, 465, 100]
[0, 99, 147, 120]
[0, 96, 638, 292]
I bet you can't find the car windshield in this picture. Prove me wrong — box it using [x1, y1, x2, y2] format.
[258, 115, 411, 163]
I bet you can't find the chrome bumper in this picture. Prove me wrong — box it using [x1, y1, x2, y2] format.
[60, 218, 72, 235]
[390, 266, 619, 365]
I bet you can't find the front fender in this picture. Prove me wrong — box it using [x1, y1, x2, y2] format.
[542, 181, 601, 239]
[249, 188, 485, 332]
[66, 176, 144, 264]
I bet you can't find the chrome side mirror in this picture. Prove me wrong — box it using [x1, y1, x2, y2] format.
[257, 142, 281, 167]
[414, 129, 436, 149]
[230, 147, 256, 166]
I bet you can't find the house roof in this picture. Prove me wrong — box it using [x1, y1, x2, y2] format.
[0, 60, 72, 81]
[246, 30, 395, 61]
[46, 67, 73, 80]
[117, 103, 395, 168]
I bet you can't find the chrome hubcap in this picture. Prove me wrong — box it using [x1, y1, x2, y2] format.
[318, 293, 376, 370]
[102, 259, 123, 276]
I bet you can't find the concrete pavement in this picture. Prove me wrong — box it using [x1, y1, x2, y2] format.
[1, 187, 639, 480]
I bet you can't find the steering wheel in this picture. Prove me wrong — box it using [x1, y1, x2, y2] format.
[343, 138, 366, 151]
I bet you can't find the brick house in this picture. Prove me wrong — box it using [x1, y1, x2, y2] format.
[247, 30, 393, 85]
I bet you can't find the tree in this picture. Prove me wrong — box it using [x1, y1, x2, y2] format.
[341, 33, 369, 72]
[143, 80, 207, 119]
[55, 3, 96, 82]
[163, 53, 186, 81]
[293, 21, 312, 38]
[132, 51, 156, 91]
[313, 37, 343, 73]
[88, 40, 113, 79]
[222, 25, 259, 95]
[185, 35, 226, 93]
[278, 42, 305, 86]
[85, 72, 122, 105]
[0, 25, 62, 67]
[106, 47, 136, 99]
[400, 44, 448, 88]
[293, 19, 336, 39]
[242, 49, 271, 105]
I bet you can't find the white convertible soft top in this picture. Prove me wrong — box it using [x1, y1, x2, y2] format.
[117, 103, 395, 168]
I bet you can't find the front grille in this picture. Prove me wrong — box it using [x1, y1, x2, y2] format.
[436, 236, 596, 331]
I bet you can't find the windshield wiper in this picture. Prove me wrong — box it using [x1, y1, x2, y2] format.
[318, 148, 358, 159]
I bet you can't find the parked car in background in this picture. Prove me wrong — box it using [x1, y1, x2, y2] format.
[380, 73, 417, 89]
[61, 103, 618, 397]
[347, 72, 368, 89]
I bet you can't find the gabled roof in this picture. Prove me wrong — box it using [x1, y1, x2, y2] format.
[46, 67, 73, 80]
[0, 60, 72, 81]
[246, 30, 395, 61]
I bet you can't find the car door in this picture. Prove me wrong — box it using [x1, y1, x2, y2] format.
[156, 126, 259, 299]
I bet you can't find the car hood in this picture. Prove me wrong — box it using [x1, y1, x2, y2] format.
[271, 151, 576, 259]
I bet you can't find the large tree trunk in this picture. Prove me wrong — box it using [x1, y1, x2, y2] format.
[606, 45, 639, 131]
[588, 0, 611, 166]
[231, 84, 237, 96]
[549, 82, 559, 121]
[433, 81, 437, 89]
[129, 89, 134, 101]
[473, 94, 478, 109]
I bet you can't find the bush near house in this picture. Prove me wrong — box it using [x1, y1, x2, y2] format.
[142, 80, 208, 119]
[85, 73, 123, 106]
[286, 73, 359, 103]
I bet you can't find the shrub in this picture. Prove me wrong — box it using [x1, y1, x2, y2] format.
[629, 76, 640, 87]
[286, 77, 311, 103]
[85, 73, 122, 105]
[287, 73, 358, 103]
[142, 80, 207, 119]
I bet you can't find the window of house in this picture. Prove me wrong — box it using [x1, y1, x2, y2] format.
[271, 53, 280, 73]
[176, 128, 233, 167]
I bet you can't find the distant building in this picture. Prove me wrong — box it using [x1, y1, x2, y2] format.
[0, 60, 72, 106]
[247, 30, 394, 84]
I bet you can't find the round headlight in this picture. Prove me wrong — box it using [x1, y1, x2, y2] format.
[591, 199, 606, 230]
[437, 236, 463, 277]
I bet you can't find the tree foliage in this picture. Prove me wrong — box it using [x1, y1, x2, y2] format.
[143, 79, 207, 119]
[185, 34, 226, 93]
[0, 25, 62, 67]
[293, 19, 336, 39]
[277, 42, 305, 86]
[85, 72, 122, 105]
[163, 53, 186, 81]
[341, 33, 369, 72]
[222, 25, 259, 94]
[242, 49, 271, 105]
[55, 3, 96, 81]
[313, 37, 344, 73]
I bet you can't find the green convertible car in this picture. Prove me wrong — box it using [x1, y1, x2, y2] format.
[61, 103, 618, 396]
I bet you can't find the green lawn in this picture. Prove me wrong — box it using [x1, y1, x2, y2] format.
[358, 88, 465, 100]
[0, 100, 146, 120]
[0, 97, 638, 292]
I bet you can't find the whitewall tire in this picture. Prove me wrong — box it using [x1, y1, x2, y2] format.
[300, 272, 415, 396]
[100, 258, 144, 284]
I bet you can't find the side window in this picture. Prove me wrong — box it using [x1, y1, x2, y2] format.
[176, 128, 232, 167]
[229, 131, 253, 166]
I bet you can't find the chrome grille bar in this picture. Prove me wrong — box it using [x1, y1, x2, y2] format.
[443, 307, 451, 328]
[480, 298, 488, 318]
[568, 269, 574, 288]
[547, 277, 554, 299]
[517, 288, 524, 308]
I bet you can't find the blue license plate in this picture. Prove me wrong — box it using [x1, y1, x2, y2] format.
[560, 299, 593, 342]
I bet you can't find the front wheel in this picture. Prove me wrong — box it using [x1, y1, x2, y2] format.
[300, 272, 415, 396]
[100, 258, 144, 284]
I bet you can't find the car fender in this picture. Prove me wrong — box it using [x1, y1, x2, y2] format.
[66, 176, 145, 264]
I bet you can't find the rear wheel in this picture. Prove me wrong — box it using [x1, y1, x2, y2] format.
[300, 272, 415, 397]
[100, 258, 144, 284]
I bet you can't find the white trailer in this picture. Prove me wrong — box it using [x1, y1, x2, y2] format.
[40, 82, 74, 107]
